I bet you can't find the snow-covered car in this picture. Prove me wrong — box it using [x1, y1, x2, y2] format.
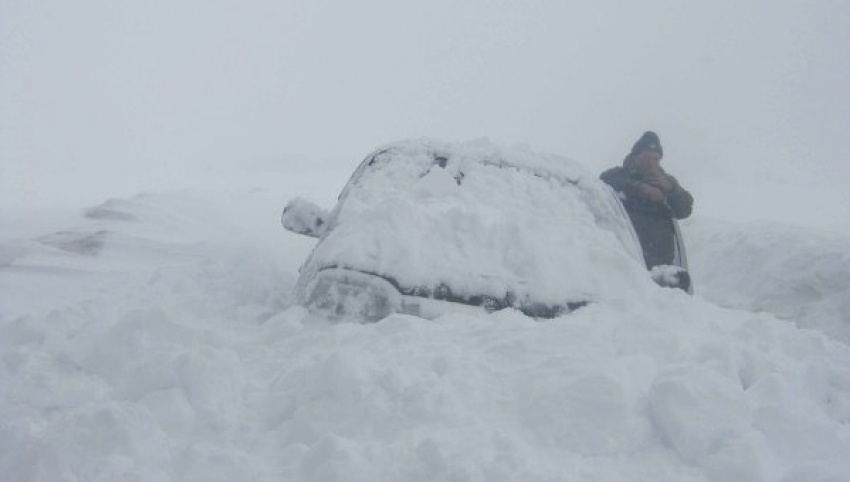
[282, 139, 689, 321]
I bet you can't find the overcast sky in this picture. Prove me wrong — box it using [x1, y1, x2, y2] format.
[2, 1, 849, 227]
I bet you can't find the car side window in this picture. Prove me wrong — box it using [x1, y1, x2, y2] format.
[337, 150, 388, 202]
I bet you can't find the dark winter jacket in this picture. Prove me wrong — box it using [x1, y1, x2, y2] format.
[600, 160, 693, 268]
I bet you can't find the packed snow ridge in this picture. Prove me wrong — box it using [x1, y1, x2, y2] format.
[1, 139, 849, 481]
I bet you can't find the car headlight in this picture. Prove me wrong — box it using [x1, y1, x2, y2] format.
[302, 268, 402, 322]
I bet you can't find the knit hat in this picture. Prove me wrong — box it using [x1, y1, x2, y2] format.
[631, 131, 663, 157]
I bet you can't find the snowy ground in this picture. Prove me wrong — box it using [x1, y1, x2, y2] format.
[2, 158, 850, 481]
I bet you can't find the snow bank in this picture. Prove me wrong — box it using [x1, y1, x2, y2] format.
[687, 218, 850, 344]
[2, 173, 850, 481]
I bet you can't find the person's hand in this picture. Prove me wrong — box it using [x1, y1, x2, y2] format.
[639, 182, 666, 203]
[643, 171, 674, 192]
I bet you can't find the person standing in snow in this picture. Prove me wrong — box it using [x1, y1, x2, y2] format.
[600, 131, 693, 269]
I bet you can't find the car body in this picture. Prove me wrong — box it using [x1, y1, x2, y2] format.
[282, 138, 689, 321]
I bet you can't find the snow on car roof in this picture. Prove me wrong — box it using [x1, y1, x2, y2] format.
[309, 138, 653, 306]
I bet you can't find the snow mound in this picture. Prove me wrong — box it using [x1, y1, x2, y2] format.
[688, 218, 850, 343]
[38, 229, 111, 255]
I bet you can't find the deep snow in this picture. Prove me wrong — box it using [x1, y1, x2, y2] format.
[2, 146, 850, 481]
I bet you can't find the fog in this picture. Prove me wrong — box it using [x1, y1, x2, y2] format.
[2, 1, 849, 231]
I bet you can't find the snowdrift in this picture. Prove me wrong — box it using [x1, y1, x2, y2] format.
[2, 161, 850, 481]
[688, 218, 850, 344]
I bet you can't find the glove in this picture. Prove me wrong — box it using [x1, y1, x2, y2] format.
[639, 183, 666, 203]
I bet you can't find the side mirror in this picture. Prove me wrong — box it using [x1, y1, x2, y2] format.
[281, 198, 329, 238]
[650, 265, 692, 294]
